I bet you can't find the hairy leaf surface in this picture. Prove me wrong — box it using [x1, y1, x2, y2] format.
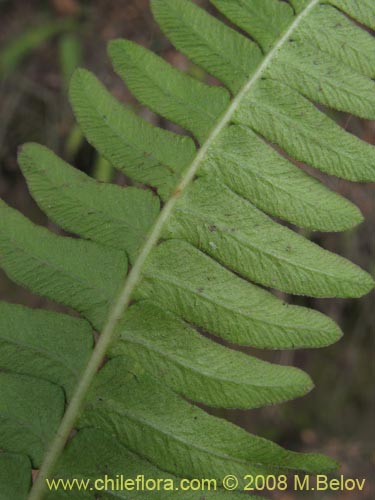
[110, 302, 313, 408]
[0, 453, 31, 500]
[70, 69, 196, 199]
[109, 40, 230, 143]
[201, 125, 362, 231]
[18, 143, 160, 263]
[0, 0, 374, 497]
[0, 201, 128, 330]
[164, 177, 371, 297]
[0, 302, 92, 399]
[137, 240, 342, 349]
[48, 429, 265, 499]
[81, 359, 336, 484]
[0, 372, 64, 467]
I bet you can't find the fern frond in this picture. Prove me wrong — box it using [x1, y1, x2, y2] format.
[0, 201, 128, 330]
[0, 302, 92, 399]
[110, 301, 313, 408]
[81, 358, 336, 483]
[163, 177, 371, 296]
[201, 124, 363, 231]
[109, 40, 230, 143]
[70, 69, 196, 199]
[234, 78, 375, 182]
[136, 239, 342, 348]
[18, 144, 160, 262]
[294, 0, 375, 29]
[151, 0, 263, 93]
[52, 429, 266, 500]
[0, 371, 64, 467]
[0, 453, 31, 499]
[0, 0, 374, 498]
[210, 0, 294, 51]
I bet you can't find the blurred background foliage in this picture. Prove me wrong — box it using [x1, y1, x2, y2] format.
[0, 1, 374, 498]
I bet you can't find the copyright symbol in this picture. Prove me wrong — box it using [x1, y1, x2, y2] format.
[223, 475, 239, 491]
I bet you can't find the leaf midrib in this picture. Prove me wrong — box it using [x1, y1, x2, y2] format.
[87, 400, 280, 473]
[3, 235, 112, 315]
[283, 42, 375, 101]
[80, 80, 178, 177]
[167, 0, 256, 85]
[29, 1, 321, 497]
[133, 56, 222, 123]
[118, 334, 303, 389]
[215, 148, 339, 216]
[25, 160, 153, 241]
[173, 204, 359, 288]
[141, 269, 330, 342]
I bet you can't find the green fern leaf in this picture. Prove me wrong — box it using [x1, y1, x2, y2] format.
[151, 0, 262, 93]
[69, 69, 196, 199]
[163, 177, 371, 296]
[234, 79, 375, 182]
[210, 0, 294, 52]
[0, 302, 92, 399]
[0, 0, 374, 498]
[109, 40, 230, 143]
[47, 429, 266, 500]
[0, 453, 31, 499]
[137, 239, 342, 348]
[0, 372, 64, 467]
[18, 143, 160, 263]
[268, 42, 375, 119]
[0, 201, 128, 329]
[81, 358, 337, 483]
[110, 302, 313, 408]
[293, 5, 375, 78]
[201, 125, 363, 231]
[323, 0, 375, 29]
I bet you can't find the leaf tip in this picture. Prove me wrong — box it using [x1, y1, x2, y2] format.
[363, 273, 375, 294]
[68, 68, 95, 110]
[299, 452, 340, 475]
[316, 455, 340, 474]
[319, 316, 343, 348]
[70, 66, 86, 83]
[69, 67, 92, 95]
[351, 270, 375, 298]
[347, 205, 364, 229]
[17, 141, 39, 165]
[304, 374, 315, 394]
[107, 38, 125, 55]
